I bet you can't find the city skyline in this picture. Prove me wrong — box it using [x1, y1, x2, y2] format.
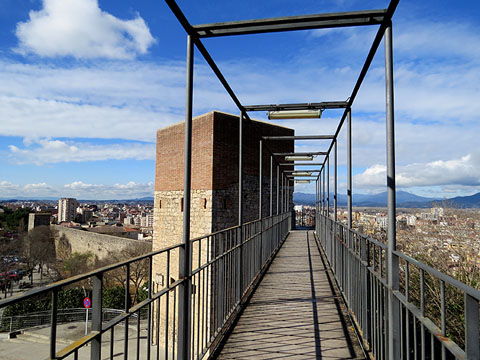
[1, 0, 480, 199]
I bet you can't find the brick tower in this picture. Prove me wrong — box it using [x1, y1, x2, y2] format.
[152, 110, 293, 351]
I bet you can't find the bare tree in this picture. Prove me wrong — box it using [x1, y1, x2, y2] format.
[99, 242, 152, 304]
[23, 225, 57, 280]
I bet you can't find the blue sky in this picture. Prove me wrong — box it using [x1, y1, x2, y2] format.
[1, 0, 480, 199]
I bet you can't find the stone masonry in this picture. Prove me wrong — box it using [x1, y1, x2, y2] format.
[52, 225, 151, 260]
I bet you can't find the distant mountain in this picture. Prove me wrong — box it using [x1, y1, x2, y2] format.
[356, 191, 440, 207]
[293, 191, 442, 208]
[135, 197, 154, 201]
[432, 192, 480, 208]
[292, 193, 316, 206]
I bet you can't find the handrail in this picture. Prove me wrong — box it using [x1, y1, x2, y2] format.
[0, 211, 292, 360]
[393, 250, 480, 300]
[316, 213, 479, 359]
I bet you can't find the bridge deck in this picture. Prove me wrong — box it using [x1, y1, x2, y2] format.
[217, 230, 364, 359]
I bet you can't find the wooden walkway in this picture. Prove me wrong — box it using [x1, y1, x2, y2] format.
[217, 230, 364, 359]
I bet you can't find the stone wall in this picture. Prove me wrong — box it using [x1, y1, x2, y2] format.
[151, 189, 213, 352]
[152, 189, 212, 278]
[52, 225, 151, 260]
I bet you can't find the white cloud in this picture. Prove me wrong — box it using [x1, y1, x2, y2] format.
[15, 0, 155, 59]
[63, 181, 153, 199]
[395, 21, 480, 61]
[0, 181, 57, 198]
[355, 152, 480, 190]
[8, 138, 155, 165]
[1, 11, 480, 199]
[0, 59, 213, 142]
[0, 180, 153, 199]
[0, 181, 22, 196]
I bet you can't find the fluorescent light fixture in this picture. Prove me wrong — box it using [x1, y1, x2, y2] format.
[292, 172, 312, 176]
[295, 180, 311, 184]
[285, 155, 313, 161]
[268, 109, 322, 120]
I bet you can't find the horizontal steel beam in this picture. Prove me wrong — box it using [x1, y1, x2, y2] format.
[273, 152, 327, 156]
[262, 135, 335, 140]
[193, 10, 386, 38]
[245, 101, 348, 112]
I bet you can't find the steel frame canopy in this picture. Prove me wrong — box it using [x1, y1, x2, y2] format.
[165, 0, 401, 359]
[166, 0, 399, 176]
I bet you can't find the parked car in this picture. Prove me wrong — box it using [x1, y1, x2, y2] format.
[6, 270, 22, 281]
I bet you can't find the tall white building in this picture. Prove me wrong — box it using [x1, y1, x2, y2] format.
[58, 198, 79, 223]
[141, 213, 154, 227]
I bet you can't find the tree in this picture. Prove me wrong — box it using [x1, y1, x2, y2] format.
[56, 233, 72, 261]
[22, 225, 57, 280]
[102, 286, 126, 309]
[62, 252, 95, 278]
[98, 242, 151, 305]
[0, 206, 31, 232]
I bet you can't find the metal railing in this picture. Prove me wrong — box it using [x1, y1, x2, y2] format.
[0, 308, 133, 334]
[0, 212, 290, 360]
[316, 214, 480, 360]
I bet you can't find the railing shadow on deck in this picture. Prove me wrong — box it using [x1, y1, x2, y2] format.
[215, 230, 364, 360]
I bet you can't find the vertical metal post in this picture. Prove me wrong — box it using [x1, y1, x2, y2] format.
[276, 165, 280, 215]
[124, 263, 130, 360]
[385, 21, 400, 360]
[319, 170, 323, 214]
[322, 167, 325, 216]
[347, 108, 352, 229]
[327, 156, 330, 219]
[285, 178, 290, 212]
[177, 34, 193, 360]
[280, 174, 284, 213]
[270, 156, 273, 216]
[334, 140, 338, 222]
[238, 111, 244, 226]
[50, 289, 58, 360]
[259, 140, 263, 220]
[465, 294, 480, 358]
[238, 111, 244, 299]
[315, 179, 318, 232]
[91, 273, 103, 360]
[147, 257, 152, 359]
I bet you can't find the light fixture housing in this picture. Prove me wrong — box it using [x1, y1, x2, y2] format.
[292, 172, 312, 176]
[295, 180, 311, 184]
[285, 155, 313, 161]
[268, 109, 322, 120]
